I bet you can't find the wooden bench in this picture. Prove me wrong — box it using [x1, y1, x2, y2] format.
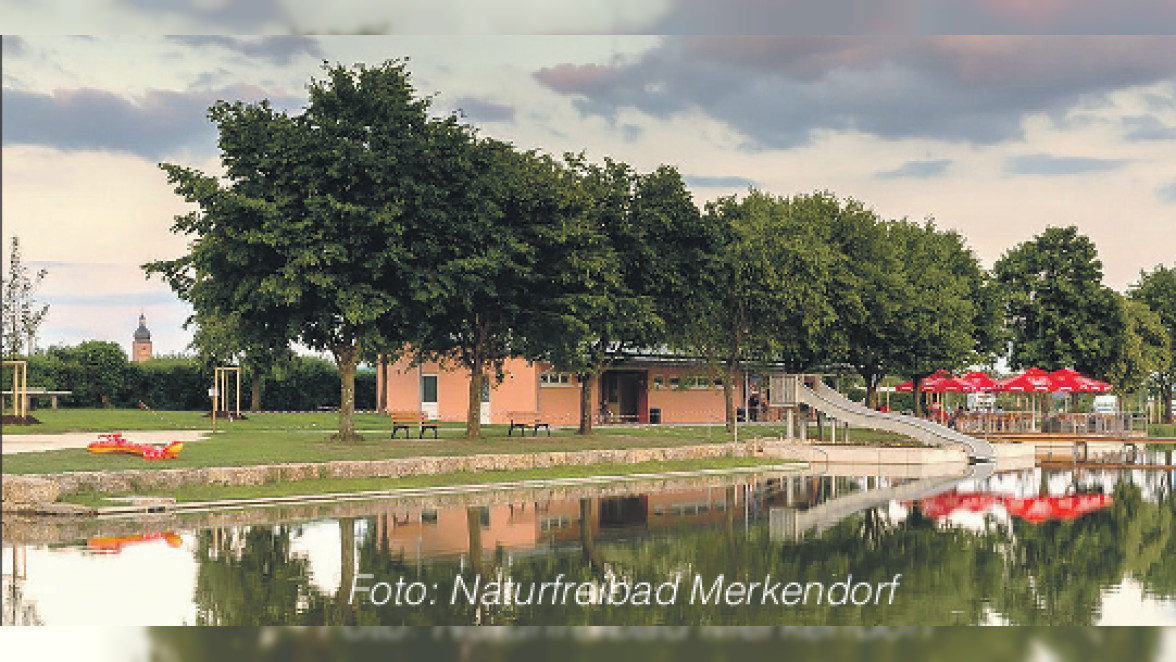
[506, 411, 550, 437]
[389, 410, 438, 439]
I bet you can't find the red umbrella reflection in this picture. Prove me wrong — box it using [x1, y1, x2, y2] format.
[916, 491, 997, 518]
[1002, 494, 1112, 524]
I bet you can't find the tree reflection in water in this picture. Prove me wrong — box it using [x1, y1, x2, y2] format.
[185, 470, 1176, 627]
[148, 627, 1161, 662]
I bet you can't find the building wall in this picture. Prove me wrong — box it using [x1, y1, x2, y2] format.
[645, 364, 738, 424]
[383, 355, 542, 424]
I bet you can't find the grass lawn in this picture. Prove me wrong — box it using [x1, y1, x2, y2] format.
[1, 408, 912, 476]
[1150, 424, 1176, 438]
[61, 456, 794, 507]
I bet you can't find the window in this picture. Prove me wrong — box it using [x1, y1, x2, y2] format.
[421, 375, 438, 403]
[652, 375, 665, 390]
[540, 371, 575, 386]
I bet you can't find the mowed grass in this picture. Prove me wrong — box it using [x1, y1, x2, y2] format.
[1150, 424, 1176, 438]
[61, 456, 794, 507]
[1, 408, 912, 476]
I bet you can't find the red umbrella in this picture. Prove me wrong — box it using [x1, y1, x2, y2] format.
[998, 368, 1053, 392]
[959, 371, 1000, 392]
[896, 370, 975, 392]
[1048, 368, 1113, 393]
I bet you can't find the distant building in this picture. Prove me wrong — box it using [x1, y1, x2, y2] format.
[132, 313, 153, 362]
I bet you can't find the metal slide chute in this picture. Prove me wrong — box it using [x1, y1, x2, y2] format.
[770, 375, 996, 462]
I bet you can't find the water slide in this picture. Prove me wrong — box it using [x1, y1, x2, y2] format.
[776, 377, 996, 462]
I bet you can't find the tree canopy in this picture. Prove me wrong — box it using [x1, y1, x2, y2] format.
[1130, 264, 1176, 422]
[993, 226, 1123, 379]
[146, 61, 460, 440]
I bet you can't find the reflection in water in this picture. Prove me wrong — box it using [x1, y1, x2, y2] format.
[147, 627, 1164, 662]
[7, 467, 1176, 627]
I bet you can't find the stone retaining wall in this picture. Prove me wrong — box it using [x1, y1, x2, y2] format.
[2, 442, 767, 511]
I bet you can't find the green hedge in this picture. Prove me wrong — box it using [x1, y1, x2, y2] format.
[4, 343, 376, 411]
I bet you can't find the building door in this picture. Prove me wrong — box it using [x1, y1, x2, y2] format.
[420, 374, 439, 419]
[601, 371, 646, 422]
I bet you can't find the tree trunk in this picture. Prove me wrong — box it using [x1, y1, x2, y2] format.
[578, 372, 596, 435]
[337, 517, 356, 624]
[913, 376, 924, 418]
[579, 499, 603, 573]
[862, 370, 881, 410]
[376, 353, 387, 414]
[723, 360, 737, 433]
[1163, 377, 1174, 425]
[467, 369, 483, 439]
[466, 507, 483, 575]
[249, 362, 261, 413]
[332, 343, 362, 442]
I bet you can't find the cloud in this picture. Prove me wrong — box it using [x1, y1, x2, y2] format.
[921, 0, 1176, 35]
[450, 96, 516, 123]
[1122, 115, 1176, 141]
[534, 36, 1176, 149]
[1159, 181, 1176, 204]
[877, 159, 952, 179]
[1003, 153, 1126, 176]
[683, 174, 758, 189]
[648, 0, 917, 34]
[2, 86, 302, 160]
[121, 0, 289, 31]
[166, 36, 322, 65]
[3, 35, 27, 57]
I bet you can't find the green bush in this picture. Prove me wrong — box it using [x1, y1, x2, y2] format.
[8, 343, 359, 412]
[262, 355, 340, 411]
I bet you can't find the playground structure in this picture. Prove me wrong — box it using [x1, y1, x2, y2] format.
[210, 366, 242, 429]
[769, 374, 996, 462]
[2, 360, 29, 420]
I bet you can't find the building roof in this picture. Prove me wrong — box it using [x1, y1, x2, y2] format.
[133, 313, 151, 342]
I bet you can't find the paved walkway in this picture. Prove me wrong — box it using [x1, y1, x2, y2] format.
[2, 430, 209, 455]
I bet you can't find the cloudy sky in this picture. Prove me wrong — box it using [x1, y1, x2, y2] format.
[4, 2, 1176, 357]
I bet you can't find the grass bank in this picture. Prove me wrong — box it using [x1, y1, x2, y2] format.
[61, 456, 795, 508]
[2, 408, 911, 475]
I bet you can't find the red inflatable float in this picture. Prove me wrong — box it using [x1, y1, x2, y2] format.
[87, 432, 183, 460]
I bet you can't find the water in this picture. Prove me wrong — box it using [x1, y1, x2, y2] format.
[5, 466, 1176, 626]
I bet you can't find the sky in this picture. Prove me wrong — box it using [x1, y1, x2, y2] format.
[3, 2, 1176, 360]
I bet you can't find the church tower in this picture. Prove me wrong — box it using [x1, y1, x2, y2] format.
[132, 313, 153, 362]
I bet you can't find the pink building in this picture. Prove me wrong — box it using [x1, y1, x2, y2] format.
[379, 354, 752, 426]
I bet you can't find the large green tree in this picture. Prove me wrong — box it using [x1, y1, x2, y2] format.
[1105, 296, 1169, 396]
[146, 61, 452, 440]
[1130, 264, 1176, 422]
[411, 142, 582, 438]
[530, 159, 700, 435]
[682, 190, 840, 431]
[886, 219, 1002, 414]
[993, 226, 1123, 379]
